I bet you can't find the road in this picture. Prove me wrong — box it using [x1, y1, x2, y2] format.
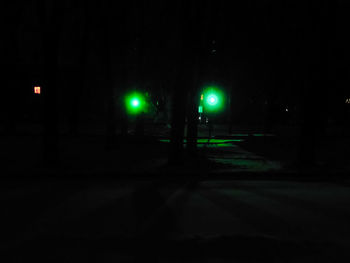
[2, 178, 350, 262]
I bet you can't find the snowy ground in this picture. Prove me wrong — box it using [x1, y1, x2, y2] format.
[2, 179, 350, 262]
[1, 122, 350, 178]
[1, 124, 350, 262]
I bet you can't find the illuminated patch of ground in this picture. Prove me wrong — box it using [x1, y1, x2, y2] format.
[159, 139, 244, 146]
[158, 138, 282, 172]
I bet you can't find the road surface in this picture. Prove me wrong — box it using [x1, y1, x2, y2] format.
[2, 178, 350, 262]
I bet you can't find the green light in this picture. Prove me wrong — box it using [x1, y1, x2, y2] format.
[202, 86, 225, 113]
[159, 139, 244, 144]
[132, 99, 140, 107]
[207, 94, 218, 106]
[125, 92, 146, 115]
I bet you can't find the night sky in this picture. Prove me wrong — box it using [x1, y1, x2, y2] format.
[1, 0, 350, 124]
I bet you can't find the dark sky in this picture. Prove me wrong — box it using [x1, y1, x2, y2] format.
[2, 0, 350, 109]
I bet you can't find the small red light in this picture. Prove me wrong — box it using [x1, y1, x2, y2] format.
[34, 86, 41, 94]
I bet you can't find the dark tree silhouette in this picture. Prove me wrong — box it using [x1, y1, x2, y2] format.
[1, 2, 27, 135]
[69, 1, 91, 137]
[36, 0, 64, 167]
[185, 1, 203, 157]
[298, 1, 334, 168]
[168, 1, 195, 164]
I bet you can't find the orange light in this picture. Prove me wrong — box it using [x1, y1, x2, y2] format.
[34, 86, 41, 94]
[200, 94, 204, 101]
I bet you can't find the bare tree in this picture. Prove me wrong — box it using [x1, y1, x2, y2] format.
[36, 0, 64, 167]
[101, 1, 130, 149]
[298, 0, 334, 168]
[1, 2, 27, 135]
[69, 1, 91, 136]
[168, 0, 193, 164]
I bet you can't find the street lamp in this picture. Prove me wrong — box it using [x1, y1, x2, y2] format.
[199, 86, 226, 143]
[131, 98, 140, 107]
[125, 92, 146, 115]
[202, 86, 225, 113]
[207, 94, 218, 106]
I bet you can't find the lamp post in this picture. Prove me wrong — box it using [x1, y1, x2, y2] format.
[125, 91, 147, 137]
[200, 86, 225, 143]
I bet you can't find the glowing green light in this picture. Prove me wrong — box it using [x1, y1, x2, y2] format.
[207, 94, 218, 106]
[202, 86, 225, 113]
[132, 99, 140, 107]
[125, 92, 146, 115]
[159, 139, 244, 144]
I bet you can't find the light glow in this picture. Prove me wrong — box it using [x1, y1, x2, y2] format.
[132, 99, 140, 107]
[125, 92, 146, 115]
[34, 86, 41, 94]
[201, 86, 225, 113]
[207, 95, 218, 106]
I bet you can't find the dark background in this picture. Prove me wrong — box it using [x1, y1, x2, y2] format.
[1, 0, 350, 166]
[2, 2, 350, 262]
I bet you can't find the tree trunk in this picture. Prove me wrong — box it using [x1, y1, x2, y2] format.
[186, 82, 199, 156]
[168, 1, 195, 164]
[70, 1, 90, 137]
[2, 3, 26, 135]
[37, 0, 63, 168]
[102, 1, 116, 150]
[298, 1, 332, 169]
[169, 81, 187, 164]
